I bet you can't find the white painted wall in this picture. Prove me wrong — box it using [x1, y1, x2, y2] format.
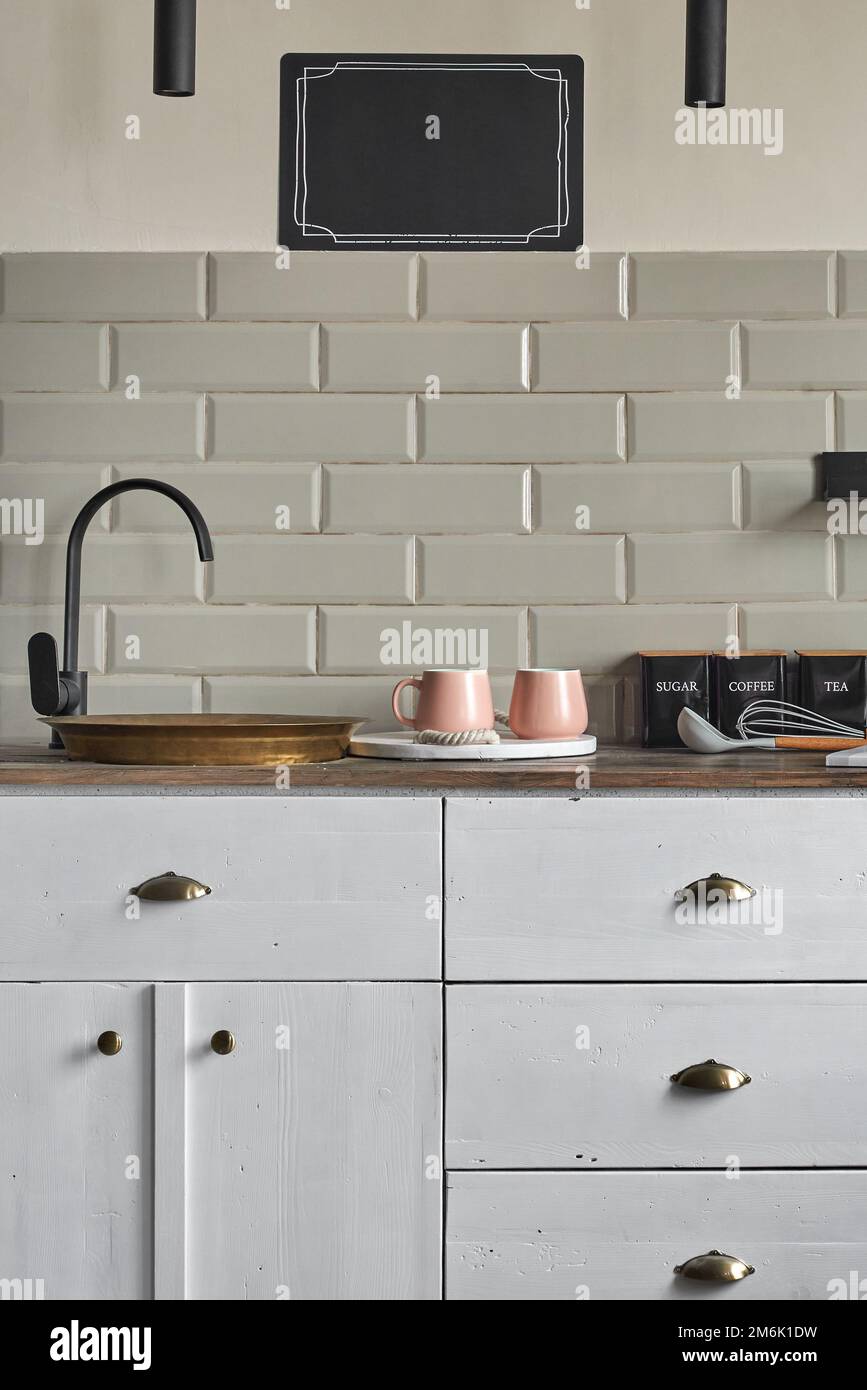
[0, 0, 862, 252]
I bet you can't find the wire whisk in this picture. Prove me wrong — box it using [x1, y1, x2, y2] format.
[735, 699, 865, 742]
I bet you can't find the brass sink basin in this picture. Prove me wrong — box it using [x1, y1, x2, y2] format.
[39, 714, 366, 766]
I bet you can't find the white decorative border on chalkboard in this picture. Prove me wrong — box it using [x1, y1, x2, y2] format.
[293, 60, 572, 246]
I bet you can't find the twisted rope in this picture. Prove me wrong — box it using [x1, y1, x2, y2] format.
[414, 710, 511, 746]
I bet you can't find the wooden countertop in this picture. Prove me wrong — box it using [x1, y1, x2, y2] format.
[0, 741, 865, 789]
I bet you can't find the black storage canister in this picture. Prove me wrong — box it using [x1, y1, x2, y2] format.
[797, 651, 867, 731]
[713, 651, 786, 739]
[640, 651, 712, 748]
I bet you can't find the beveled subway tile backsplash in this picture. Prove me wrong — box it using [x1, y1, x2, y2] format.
[0, 324, 110, 392]
[627, 391, 834, 462]
[323, 464, 529, 534]
[0, 393, 205, 462]
[322, 323, 528, 393]
[531, 322, 735, 392]
[208, 393, 414, 462]
[533, 462, 740, 533]
[111, 463, 321, 534]
[835, 391, 867, 448]
[739, 602, 867, 651]
[629, 252, 836, 320]
[112, 323, 320, 393]
[319, 605, 527, 675]
[0, 463, 108, 531]
[418, 535, 627, 604]
[836, 536, 867, 599]
[0, 253, 207, 321]
[418, 251, 626, 321]
[627, 532, 835, 603]
[837, 252, 867, 318]
[107, 606, 317, 675]
[741, 321, 867, 390]
[417, 393, 625, 463]
[209, 535, 415, 604]
[2, 249, 867, 744]
[0, 605, 105, 674]
[741, 461, 826, 531]
[0, 535, 205, 604]
[531, 603, 736, 675]
[208, 251, 417, 321]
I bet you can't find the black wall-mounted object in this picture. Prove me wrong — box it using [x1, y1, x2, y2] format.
[153, 0, 196, 97]
[279, 54, 583, 251]
[821, 452, 867, 500]
[685, 0, 727, 108]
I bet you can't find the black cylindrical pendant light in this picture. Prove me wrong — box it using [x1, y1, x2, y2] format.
[154, 0, 197, 97]
[685, 0, 727, 108]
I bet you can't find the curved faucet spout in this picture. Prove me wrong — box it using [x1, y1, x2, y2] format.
[63, 478, 214, 674]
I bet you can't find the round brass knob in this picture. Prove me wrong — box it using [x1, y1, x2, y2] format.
[97, 1030, 123, 1056]
[210, 1030, 235, 1055]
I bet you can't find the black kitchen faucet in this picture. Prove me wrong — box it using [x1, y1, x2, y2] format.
[28, 479, 214, 747]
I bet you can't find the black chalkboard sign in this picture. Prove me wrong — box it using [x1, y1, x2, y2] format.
[278, 54, 583, 251]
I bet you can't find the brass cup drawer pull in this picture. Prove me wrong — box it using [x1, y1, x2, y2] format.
[670, 1058, 751, 1090]
[675, 1250, 755, 1282]
[675, 872, 755, 904]
[97, 1030, 122, 1056]
[130, 870, 211, 901]
[210, 1030, 235, 1055]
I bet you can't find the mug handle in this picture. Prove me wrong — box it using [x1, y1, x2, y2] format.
[392, 677, 423, 729]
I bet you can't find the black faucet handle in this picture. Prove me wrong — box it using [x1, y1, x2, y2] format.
[28, 632, 74, 716]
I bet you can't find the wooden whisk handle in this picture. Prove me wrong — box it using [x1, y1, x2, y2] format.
[774, 735, 867, 750]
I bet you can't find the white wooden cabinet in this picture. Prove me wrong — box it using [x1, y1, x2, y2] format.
[443, 794, 867, 1301]
[3, 789, 867, 1302]
[0, 795, 443, 1301]
[0, 979, 441, 1301]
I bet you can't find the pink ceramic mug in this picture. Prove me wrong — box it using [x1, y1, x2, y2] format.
[392, 669, 495, 734]
[509, 668, 589, 741]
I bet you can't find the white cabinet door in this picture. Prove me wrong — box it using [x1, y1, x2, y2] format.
[0, 983, 152, 1300]
[182, 982, 442, 1301]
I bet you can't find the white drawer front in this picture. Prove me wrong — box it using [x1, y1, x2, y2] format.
[446, 797, 867, 980]
[446, 984, 867, 1168]
[0, 796, 441, 980]
[447, 1172, 867, 1300]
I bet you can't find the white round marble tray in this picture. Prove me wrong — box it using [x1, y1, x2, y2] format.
[349, 731, 597, 761]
